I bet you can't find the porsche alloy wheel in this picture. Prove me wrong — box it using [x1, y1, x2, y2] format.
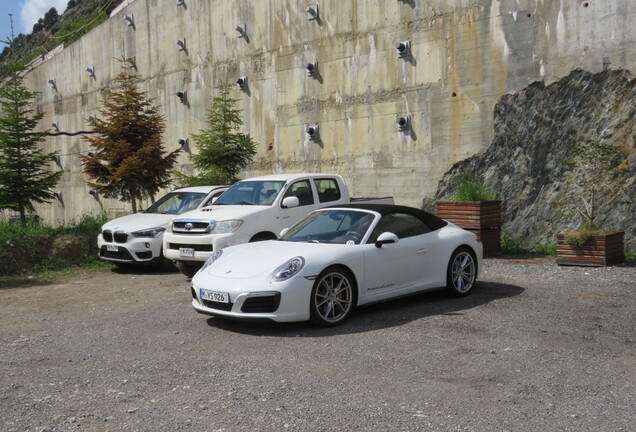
[446, 247, 477, 296]
[310, 267, 355, 326]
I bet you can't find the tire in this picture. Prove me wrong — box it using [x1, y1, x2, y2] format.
[176, 261, 201, 278]
[445, 247, 477, 297]
[159, 256, 178, 272]
[310, 266, 356, 327]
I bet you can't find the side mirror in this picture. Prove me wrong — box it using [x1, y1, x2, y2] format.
[282, 196, 300, 208]
[375, 232, 398, 248]
[279, 228, 290, 238]
[210, 197, 218, 204]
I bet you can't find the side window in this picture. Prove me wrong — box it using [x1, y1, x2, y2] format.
[367, 213, 432, 243]
[314, 178, 342, 203]
[283, 180, 315, 206]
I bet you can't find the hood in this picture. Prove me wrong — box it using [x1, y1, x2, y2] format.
[196, 240, 351, 280]
[101, 212, 173, 232]
[175, 205, 270, 222]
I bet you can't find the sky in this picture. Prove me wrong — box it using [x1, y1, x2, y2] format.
[0, 0, 68, 43]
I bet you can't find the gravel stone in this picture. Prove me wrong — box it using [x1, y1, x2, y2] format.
[0, 258, 634, 431]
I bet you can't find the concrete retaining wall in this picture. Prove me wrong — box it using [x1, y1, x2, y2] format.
[16, 0, 636, 223]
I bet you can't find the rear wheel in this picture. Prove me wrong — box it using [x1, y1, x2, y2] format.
[176, 261, 201, 278]
[310, 266, 356, 327]
[445, 247, 477, 296]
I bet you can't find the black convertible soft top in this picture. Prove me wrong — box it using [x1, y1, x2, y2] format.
[327, 203, 449, 231]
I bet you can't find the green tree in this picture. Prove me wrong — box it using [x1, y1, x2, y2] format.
[178, 84, 257, 185]
[0, 61, 62, 226]
[80, 59, 180, 212]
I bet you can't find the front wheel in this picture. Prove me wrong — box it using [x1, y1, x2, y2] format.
[310, 266, 356, 327]
[176, 261, 201, 278]
[446, 247, 477, 296]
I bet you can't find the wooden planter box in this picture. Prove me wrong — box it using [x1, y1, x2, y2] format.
[556, 231, 624, 267]
[436, 200, 502, 256]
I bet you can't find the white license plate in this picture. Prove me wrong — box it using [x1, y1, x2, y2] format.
[200, 289, 230, 303]
[106, 244, 119, 252]
[179, 248, 195, 258]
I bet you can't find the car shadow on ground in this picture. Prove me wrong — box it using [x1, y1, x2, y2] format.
[205, 281, 524, 336]
[109, 264, 177, 275]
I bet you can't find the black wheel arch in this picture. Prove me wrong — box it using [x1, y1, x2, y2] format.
[249, 231, 278, 242]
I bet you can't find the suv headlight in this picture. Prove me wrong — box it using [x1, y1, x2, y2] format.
[200, 250, 223, 272]
[131, 227, 166, 238]
[272, 257, 305, 281]
[210, 220, 243, 234]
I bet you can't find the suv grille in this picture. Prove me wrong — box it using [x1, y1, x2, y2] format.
[102, 230, 129, 243]
[172, 220, 213, 234]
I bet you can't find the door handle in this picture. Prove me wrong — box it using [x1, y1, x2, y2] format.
[416, 248, 428, 254]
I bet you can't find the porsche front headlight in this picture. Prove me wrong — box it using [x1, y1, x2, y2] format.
[131, 227, 165, 238]
[272, 257, 305, 281]
[200, 250, 223, 272]
[210, 220, 243, 234]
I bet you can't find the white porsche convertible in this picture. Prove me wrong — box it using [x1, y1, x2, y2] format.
[190, 204, 483, 326]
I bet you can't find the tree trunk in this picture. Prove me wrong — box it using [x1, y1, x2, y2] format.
[19, 204, 26, 227]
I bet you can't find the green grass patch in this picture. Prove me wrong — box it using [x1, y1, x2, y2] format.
[0, 213, 109, 277]
[500, 233, 524, 254]
[500, 232, 557, 256]
[0, 259, 113, 289]
[57, 11, 108, 46]
[447, 174, 497, 202]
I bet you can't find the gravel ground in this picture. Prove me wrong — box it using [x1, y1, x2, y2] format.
[0, 257, 634, 432]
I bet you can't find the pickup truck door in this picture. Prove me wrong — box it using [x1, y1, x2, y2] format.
[278, 179, 321, 229]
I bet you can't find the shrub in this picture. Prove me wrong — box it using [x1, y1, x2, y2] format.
[0, 213, 108, 275]
[447, 174, 497, 201]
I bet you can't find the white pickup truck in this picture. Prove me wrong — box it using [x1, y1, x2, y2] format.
[163, 173, 393, 276]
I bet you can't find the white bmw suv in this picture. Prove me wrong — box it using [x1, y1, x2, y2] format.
[97, 185, 228, 269]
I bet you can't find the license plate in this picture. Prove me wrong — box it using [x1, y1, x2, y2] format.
[200, 289, 230, 303]
[106, 244, 118, 252]
[179, 248, 195, 258]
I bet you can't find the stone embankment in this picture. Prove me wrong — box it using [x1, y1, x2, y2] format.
[424, 69, 636, 251]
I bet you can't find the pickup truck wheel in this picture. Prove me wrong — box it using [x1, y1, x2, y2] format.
[159, 256, 177, 272]
[250, 232, 277, 242]
[176, 261, 201, 277]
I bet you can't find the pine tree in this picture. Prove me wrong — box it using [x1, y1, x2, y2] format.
[178, 84, 257, 185]
[0, 61, 62, 226]
[80, 59, 180, 212]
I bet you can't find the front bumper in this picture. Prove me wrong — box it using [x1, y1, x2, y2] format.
[97, 233, 163, 264]
[190, 278, 313, 323]
[163, 232, 249, 262]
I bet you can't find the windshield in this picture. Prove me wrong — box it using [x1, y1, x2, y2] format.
[281, 209, 376, 244]
[214, 180, 285, 206]
[143, 192, 208, 214]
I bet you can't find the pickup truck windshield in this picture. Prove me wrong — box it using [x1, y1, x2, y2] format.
[281, 209, 375, 244]
[215, 181, 285, 206]
[143, 192, 207, 214]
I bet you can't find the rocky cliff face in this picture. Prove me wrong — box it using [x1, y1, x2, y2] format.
[424, 69, 636, 251]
